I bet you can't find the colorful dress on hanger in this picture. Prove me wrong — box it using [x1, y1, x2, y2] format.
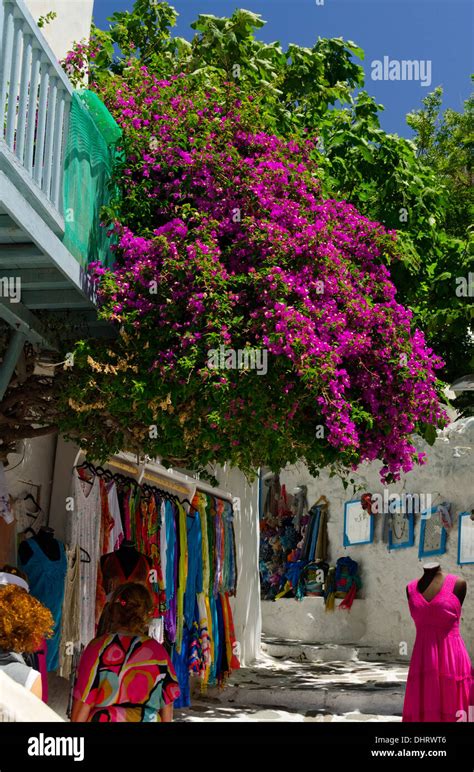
[95, 479, 115, 626]
[164, 501, 178, 642]
[403, 574, 473, 721]
[107, 482, 124, 551]
[74, 633, 180, 722]
[18, 538, 66, 671]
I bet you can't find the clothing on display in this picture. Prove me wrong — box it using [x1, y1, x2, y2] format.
[18, 531, 67, 671]
[54, 462, 240, 711]
[58, 545, 81, 680]
[260, 476, 332, 601]
[101, 547, 151, 595]
[334, 556, 362, 610]
[71, 473, 102, 648]
[403, 572, 473, 721]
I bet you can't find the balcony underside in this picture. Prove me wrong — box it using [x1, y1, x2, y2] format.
[0, 170, 115, 349]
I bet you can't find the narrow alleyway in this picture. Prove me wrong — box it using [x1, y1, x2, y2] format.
[175, 637, 407, 722]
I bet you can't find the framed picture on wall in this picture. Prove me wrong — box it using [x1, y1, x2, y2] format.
[387, 500, 415, 551]
[458, 512, 474, 565]
[343, 499, 374, 547]
[419, 506, 447, 558]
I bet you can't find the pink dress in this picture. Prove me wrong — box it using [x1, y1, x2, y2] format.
[403, 574, 473, 722]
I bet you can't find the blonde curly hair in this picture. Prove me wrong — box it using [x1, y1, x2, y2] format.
[0, 585, 54, 652]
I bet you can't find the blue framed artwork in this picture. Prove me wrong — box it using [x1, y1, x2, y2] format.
[387, 500, 415, 551]
[343, 499, 374, 547]
[457, 512, 474, 565]
[419, 506, 447, 558]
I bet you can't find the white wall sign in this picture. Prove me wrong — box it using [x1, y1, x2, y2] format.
[343, 499, 374, 547]
[458, 512, 474, 565]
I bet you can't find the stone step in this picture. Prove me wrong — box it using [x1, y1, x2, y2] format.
[261, 636, 406, 664]
[176, 701, 402, 722]
[262, 639, 359, 662]
[199, 654, 408, 717]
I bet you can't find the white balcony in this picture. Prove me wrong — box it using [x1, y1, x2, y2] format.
[0, 0, 115, 397]
[0, 0, 72, 230]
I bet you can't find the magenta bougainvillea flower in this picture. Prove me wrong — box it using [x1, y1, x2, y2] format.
[70, 62, 447, 481]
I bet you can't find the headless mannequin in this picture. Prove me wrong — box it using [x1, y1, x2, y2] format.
[100, 540, 152, 578]
[406, 562, 467, 605]
[18, 526, 60, 565]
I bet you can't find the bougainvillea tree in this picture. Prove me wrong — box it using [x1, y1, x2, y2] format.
[58, 61, 447, 482]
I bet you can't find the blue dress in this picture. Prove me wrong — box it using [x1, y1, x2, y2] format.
[19, 538, 67, 671]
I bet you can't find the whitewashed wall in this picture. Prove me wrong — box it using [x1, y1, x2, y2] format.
[214, 465, 262, 666]
[1, 435, 57, 566]
[24, 0, 93, 61]
[259, 419, 474, 662]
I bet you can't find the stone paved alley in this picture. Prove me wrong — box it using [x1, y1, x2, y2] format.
[175, 637, 407, 722]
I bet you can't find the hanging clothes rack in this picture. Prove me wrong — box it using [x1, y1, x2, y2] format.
[73, 450, 234, 507]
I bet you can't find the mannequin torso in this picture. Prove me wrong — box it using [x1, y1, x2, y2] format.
[406, 563, 466, 605]
[100, 541, 152, 579]
[18, 528, 60, 564]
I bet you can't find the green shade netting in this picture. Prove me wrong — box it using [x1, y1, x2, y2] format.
[62, 90, 122, 269]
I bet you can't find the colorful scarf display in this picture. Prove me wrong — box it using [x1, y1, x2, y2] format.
[90, 473, 239, 709]
[173, 492, 239, 706]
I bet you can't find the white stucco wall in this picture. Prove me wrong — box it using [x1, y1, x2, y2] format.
[24, 0, 93, 61]
[1, 435, 57, 566]
[260, 419, 474, 662]
[214, 465, 262, 666]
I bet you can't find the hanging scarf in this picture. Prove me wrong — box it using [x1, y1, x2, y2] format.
[292, 485, 308, 531]
[335, 557, 361, 610]
[194, 493, 210, 595]
[263, 474, 281, 520]
[164, 503, 178, 643]
[175, 501, 188, 653]
[206, 494, 215, 594]
[164, 499, 176, 610]
[339, 583, 358, 610]
[324, 566, 336, 611]
[438, 502, 453, 530]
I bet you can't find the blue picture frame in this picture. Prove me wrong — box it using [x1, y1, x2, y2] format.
[387, 509, 415, 551]
[418, 506, 447, 558]
[457, 512, 474, 565]
[343, 499, 374, 547]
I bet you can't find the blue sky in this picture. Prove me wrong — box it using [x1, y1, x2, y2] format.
[92, 0, 473, 137]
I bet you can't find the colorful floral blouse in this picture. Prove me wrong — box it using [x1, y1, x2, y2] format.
[74, 633, 180, 722]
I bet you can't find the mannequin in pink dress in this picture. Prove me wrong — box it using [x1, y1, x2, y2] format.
[403, 562, 473, 722]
